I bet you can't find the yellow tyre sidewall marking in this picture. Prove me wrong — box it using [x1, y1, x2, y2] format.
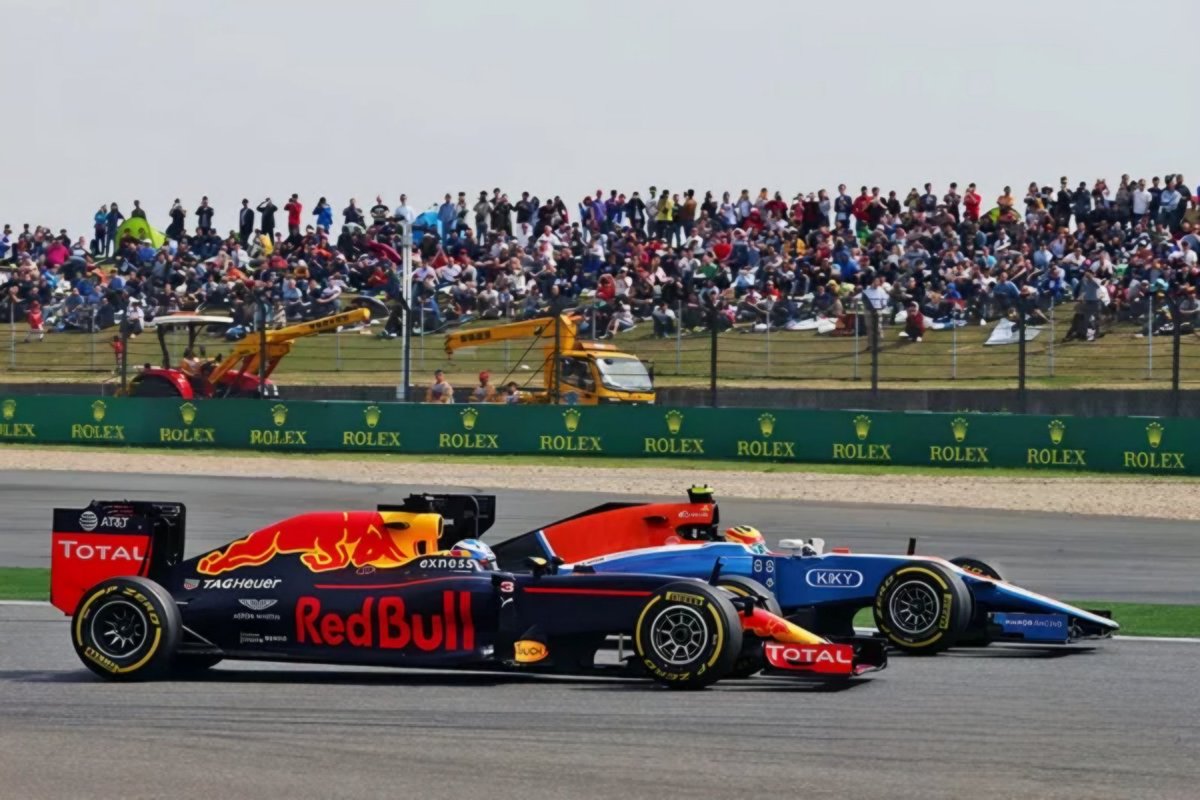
[886, 566, 952, 649]
[75, 584, 164, 675]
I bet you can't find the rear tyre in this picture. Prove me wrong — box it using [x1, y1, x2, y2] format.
[71, 577, 181, 681]
[716, 576, 781, 678]
[950, 556, 1005, 647]
[634, 582, 741, 690]
[873, 563, 971, 654]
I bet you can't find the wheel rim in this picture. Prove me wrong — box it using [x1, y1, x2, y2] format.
[649, 605, 710, 665]
[888, 580, 942, 635]
[90, 599, 149, 660]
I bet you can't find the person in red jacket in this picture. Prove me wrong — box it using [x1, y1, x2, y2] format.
[963, 183, 982, 221]
[285, 194, 303, 237]
[851, 186, 872, 234]
[25, 301, 44, 342]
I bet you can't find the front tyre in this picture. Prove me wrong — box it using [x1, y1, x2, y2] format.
[949, 556, 1005, 647]
[873, 563, 970, 654]
[716, 576, 781, 678]
[72, 577, 181, 680]
[634, 582, 742, 690]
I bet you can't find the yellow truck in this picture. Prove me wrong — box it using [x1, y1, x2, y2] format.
[443, 314, 655, 404]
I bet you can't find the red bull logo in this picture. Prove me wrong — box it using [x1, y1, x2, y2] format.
[198, 511, 441, 575]
[296, 592, 474, 651]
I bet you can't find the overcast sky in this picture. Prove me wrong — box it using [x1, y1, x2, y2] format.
[2, 0, 1195, 235]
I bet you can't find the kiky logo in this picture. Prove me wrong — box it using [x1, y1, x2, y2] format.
[562, 407, 581, 433]
[460, 407, 479, 431]
[854, 414, 871, 441]
[364, 405, 382, 429]
[179, 402, 197, 426]
[1048, 419, 1065, 445]
[91, 400, 107, 423]
[758, 413, 775, 438]
[664, 410, 684, 435]
[1146, 421, 1164, 449]
[271, 404, 288, 427]
[79, 510, 99, 531]
[951, 416, 969, 443]
[238, 599, 278, 611]
[805, 568, 864, 588]
[1, 398, 15, 421]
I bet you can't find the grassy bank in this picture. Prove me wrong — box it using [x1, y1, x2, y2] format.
[3, 566, 1194, 637]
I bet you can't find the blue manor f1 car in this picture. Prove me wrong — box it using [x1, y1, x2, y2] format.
[490, 488, 1119, 653]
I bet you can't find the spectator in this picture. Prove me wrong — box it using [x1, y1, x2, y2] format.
[652, 301, 676, 337]
[257, 197, 278, 238]
[196, 197, 215, 234]
[470, 371, 496, 402]
[426, 369, 454, 403]
[284, 194, 303, 237]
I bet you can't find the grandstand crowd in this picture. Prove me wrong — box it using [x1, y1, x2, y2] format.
[2, 175, 1199, 344]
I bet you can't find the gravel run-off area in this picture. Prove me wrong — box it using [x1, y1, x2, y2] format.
[3, 447, 1198, 521]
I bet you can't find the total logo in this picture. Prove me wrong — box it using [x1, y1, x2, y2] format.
[57, 539, 144, 561]
[804, 569, 864, 588]
[764, 642, 853, 668]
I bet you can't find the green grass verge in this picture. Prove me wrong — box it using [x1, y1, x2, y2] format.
[2, 566, 1193, 636]
[7, 441, 1200, 481]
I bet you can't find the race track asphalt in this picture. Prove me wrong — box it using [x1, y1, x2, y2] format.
[2, 470, 1196, 602]
[0, 472, 1197, 799]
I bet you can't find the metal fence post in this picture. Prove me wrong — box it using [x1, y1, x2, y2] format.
[1147, 292, 1153, 380]
[1017, 298, 1027, 411]
[257, 297, 269, 394]
[552, 313, 561, 404]
[1048, 302, 1055, 377]
[951, 311, 958, 380]
[120, 325, 129, 393]
[8, 302, 14, 369]
[709, 305, 719, 407]
[419, 303, 425, 370]
[89, 309, 96, 371]
[1171, 295, 1181, 415]
[852, 297, 860, 380]
[334, 327, 342, 372]
[868, 303, 879, 396]
[675, 299, 682, 373]
[765, 308, 771, 374]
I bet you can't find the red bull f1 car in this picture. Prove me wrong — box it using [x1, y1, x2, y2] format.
[50, 495, 884, 688]
[489, 488, 1119, 653]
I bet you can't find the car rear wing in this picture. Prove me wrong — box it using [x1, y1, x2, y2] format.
[378, 493, 496, 543]
[51, 501, 186, 615]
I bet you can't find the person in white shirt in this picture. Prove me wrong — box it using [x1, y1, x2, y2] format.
[1132, 180, 1152, 222]
[393, 194, 415, 224]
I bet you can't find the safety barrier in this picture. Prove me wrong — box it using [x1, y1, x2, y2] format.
[0, 395, 1192, 474]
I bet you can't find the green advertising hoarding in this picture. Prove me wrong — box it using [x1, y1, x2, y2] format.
[0, 395, 1191, 475]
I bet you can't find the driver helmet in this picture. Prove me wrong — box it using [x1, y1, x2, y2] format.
[724, 525, 767, 553]
[451, 538, 496, 569]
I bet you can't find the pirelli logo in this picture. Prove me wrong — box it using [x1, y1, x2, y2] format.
[665, 591, 705, 606]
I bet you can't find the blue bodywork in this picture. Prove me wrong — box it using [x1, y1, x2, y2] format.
[554, 538, 1118, 645]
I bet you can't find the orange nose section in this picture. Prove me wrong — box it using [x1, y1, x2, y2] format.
[740, 606, 826, 645]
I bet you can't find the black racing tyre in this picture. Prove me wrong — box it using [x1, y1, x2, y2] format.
[716, 576, 781, 678]
[873, 563, 971, 654]
[949, 556, 1005, 647]
[71, 577, 181, 680]
[634, 582, 742, 690]
[949, 555, 1005, 582]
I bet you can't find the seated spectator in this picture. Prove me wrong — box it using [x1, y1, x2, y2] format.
[425, 369, 454, 403]
[651, 301, 676, 338]
[602, 301, 634, 338]
[903, 302, 925, 342]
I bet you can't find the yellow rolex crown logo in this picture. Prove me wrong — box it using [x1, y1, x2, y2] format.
[91, 400, 107, 422]
[1146, 421, 1164, 449]
[179, 402, 197, 426]
[1048, 419, 1065, 445]
[665, 410, 685, 435]
[951, 417, 969, 443]
[364, 405, 382, 429]
[562, 408, 581, 433]
[271, 404, 288, 426]
[461, 407, 479, 431]
[758, 413, 775, 438]
[853, 414, 871, 441]
[1, 399, 15, 421]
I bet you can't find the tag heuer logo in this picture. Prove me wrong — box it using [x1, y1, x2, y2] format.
[238, 598, 278, 611]
[183, 578, 199, 591]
